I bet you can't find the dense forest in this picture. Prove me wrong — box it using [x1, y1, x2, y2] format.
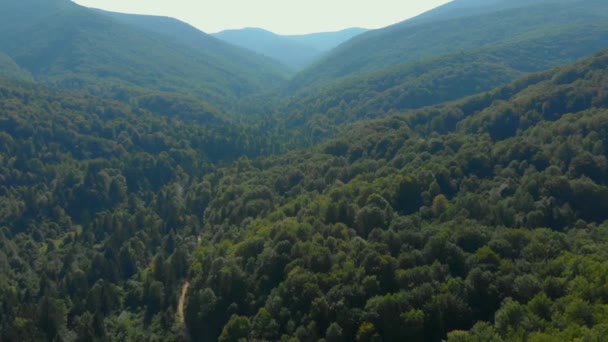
[0, 78, 277, 341]
[2, 0, 608, 341]
[184, 49, 608, 341]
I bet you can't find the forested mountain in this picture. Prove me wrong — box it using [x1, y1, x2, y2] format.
[0, 52, 32, 81]
[95, 11, 292, 79]
[289, 0, 608, 92]
[0, 0, 289, 109]
[213, 27, 367, 70]
[0, 77, 283, 341]
[283, 21, 608, 143]
[2, 0, 608, 341]
[185, 49, 608, 341]
[407, 0, 532, 24]
[1, 40, 607, 339]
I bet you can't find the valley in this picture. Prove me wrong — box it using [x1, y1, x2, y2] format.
[1, 0, 608, 341]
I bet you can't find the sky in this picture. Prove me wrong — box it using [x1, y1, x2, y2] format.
[72, 0, 452, 35]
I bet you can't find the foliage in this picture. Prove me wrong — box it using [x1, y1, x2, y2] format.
[0, 78, 282, 340]
[181, 49, 608, 341]
[0, 52, 32, 81]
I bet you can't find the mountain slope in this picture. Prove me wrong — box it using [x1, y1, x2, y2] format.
[0, 52, 32, 81]
[1, 28, 608, 342]
[0, 77, 265, 340]
[406, 0, 532, 24]
[96, 11, 292, 77]
[213, 27, 367, 70]
[0, 0, 289, 108]
[185, 48, 608, 341]
[289, 0, 608, 91]
[283, 20, 608, 143]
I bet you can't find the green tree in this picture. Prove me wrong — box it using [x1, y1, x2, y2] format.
[326, 322, 344, 342]
[219, 315, 251, 342]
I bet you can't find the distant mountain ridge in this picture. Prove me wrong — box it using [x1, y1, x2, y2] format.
[279, 0, 608, 145]
[213, 27, 367, 70]
[289, 0, 608, 92]
[0, 0, 289, 110]
[284, 20, 608, 133]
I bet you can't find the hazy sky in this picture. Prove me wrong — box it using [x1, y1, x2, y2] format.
[72, 0, 452, 35]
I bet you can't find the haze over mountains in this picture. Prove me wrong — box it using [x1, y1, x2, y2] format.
[290, 0, 608, 90]
[213, 27, 368, 70]
[2, 0, 608, 340]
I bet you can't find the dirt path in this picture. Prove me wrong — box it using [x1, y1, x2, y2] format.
[176, 281, 190, 324]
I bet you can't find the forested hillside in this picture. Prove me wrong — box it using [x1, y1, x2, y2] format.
[406, 0, 531, 25]
[283, 21, 608, 143]
[288, 0, 608, 92]
[0, 0, 289, 109]
[1, 46, 607, 341]
[0, 52, 32, 81]
[96, 11, 292, 79]
[185, 49, 608, 341]
[0, 78, 283, 341]
[2, 0, 608, 341]
[278, 0, 608, 146]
